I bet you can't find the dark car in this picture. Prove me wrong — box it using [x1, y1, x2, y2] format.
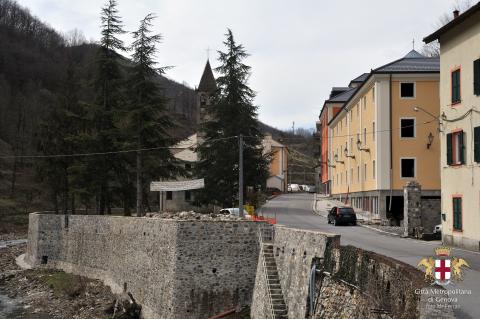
[327, 206, 357, 226]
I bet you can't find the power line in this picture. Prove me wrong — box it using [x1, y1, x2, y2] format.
[0, 136, 239, 160]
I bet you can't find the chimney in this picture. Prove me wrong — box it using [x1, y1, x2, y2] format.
[453, 9, 460, 18]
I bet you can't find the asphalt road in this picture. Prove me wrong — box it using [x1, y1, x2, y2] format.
[259, 193, 480, 319]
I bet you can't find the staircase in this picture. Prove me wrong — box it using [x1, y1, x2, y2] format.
[262, 243, 288, 318]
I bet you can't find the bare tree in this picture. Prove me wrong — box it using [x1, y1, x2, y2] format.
[421, 0, 474, 57]
[64, 28, 87, 46]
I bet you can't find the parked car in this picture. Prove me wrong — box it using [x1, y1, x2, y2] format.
[219, 208, 251, 219]
[287, 185, 292, 192]
[289, 184, 300, 192]
[306, 185, 316, 193]
[327, 206, 357, 226]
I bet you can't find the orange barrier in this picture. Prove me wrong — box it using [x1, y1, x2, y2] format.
[251, 215, 277, 224]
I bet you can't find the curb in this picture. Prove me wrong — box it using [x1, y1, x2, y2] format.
[359, 224, 401, 237]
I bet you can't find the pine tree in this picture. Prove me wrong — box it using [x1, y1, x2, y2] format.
[37, 59, 79, 214]
[122, 14, 179, 216]
[83, 0, 126, 214]
[196, 29, 270, 208]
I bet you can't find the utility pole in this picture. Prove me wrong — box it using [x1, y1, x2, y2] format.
[238, 135, 244, 217]
[292, 121, 295, 135]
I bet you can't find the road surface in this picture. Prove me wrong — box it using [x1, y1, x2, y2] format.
[260, 193, 480, 319]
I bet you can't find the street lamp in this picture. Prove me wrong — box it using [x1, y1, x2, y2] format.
[427, 132, 434, 149]
[327, 159, 336, 168]
[413, 106, 443, 132]
[344, 147, 355, 159]
[356, 139, 370, 152]
[334, 154, 344, 164]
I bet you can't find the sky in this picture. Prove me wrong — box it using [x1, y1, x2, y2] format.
[18, 0, 458, 130]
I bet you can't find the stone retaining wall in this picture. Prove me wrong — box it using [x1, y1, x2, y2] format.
[25, 213, 263, 319]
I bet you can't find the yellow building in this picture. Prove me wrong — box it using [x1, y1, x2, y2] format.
[263, 134, 288, 192]
[424, 3, 480, 251]
[328, 50, 441, 224]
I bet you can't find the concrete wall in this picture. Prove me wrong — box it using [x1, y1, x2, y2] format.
[25, 213, 262, 319]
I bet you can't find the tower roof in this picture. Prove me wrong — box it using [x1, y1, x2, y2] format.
[403, 49, 425, 58]
[198, 60, 217, 92]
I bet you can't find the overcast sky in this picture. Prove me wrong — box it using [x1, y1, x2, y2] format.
[19, 0, 457, 130]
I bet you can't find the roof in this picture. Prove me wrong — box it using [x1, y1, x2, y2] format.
[328, 50, 439, 126]
[172, 134, 198, 162]
[327, 87, 358, 103]
[198, 60, 217, 92]
[350, 73, 369, 83]
[424, 2, 480, 43]
[373, 50, 439, 73]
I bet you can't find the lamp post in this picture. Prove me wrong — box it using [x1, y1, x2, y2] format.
[413, 106, 442, 132]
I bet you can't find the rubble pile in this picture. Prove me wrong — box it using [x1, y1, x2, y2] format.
[146, 211, 247, 221]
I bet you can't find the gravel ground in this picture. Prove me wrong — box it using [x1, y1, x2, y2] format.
[0, 243, 120, 319]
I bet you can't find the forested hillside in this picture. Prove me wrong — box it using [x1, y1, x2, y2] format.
[0, 0, 198, 225]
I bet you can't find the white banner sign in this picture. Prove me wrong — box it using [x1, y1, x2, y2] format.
[150, 179, 205, 192]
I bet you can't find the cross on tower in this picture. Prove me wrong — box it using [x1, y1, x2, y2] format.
[412, 38, 415, 50]
[206, 47, 211, 60]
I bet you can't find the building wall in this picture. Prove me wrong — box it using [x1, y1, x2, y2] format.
[438, 12, 480, 251]
[391, 76, 441, 191]
[25, 213, 262, 319]
[320, 103, 342, 190]
[268, 146, 288, 191]
[330, 86, 376, 195]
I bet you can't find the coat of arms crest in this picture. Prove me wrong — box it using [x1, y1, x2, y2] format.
[417, 247, 470, 286]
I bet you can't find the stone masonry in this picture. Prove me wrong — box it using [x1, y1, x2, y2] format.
[25, 213, 263, 319]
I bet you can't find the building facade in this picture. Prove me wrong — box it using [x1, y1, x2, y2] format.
[424, 3, 480, 251]
[328, 51, 441, 225]
[263, 134, 289, 192]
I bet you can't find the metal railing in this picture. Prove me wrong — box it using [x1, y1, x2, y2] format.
[258, 226, 276, 318]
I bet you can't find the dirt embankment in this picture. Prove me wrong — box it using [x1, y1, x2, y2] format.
[0, 243, 131, 319]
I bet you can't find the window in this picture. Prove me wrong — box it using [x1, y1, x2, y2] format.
[340, 172, 343, 185]
[364, 164, 367, 181]
[400, 118, 415, 138]
[350, 168, 353, 183]
[475, 126, 480, 163]
[400, 158, 415, 178]
[166, 191, 173, 200]
[475, 59, 480, 96]
[372, 160, 376, 179]
[451, 69, 461, 104]
[372, 86, 375, 103]
[453, 197, 462, 231]
[357, 166, 360, 182]
[446, 131, 465, 165]
[400, 82, 415, 98]
[357, 104, 359, 117]
[364, 128, 367, 143]
[363, 97, 366, 110]
[372, 122, 375, 141]
[185, 190, 191, 201]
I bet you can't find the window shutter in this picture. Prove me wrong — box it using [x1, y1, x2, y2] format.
[459, 131, 465, 164]
[446, 133, 453, 165]
[474, 126, 480, 163]
[474, 59, 480, 95]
